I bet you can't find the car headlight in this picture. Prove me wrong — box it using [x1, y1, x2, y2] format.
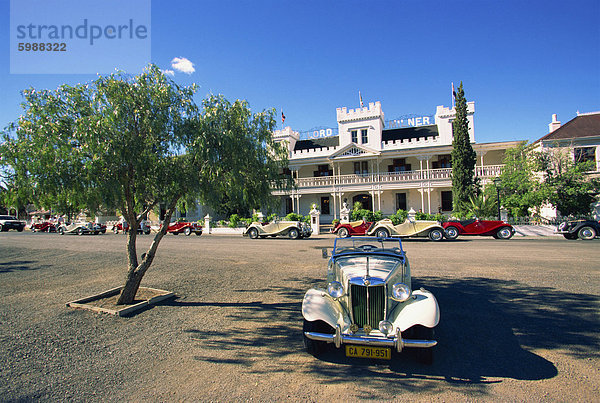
[391, 283, 411, 302]
[327, 281, 344, 299]
[378, 320, 394, 336]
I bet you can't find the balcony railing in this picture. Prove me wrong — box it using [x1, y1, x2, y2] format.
[293, 165, 504, 189]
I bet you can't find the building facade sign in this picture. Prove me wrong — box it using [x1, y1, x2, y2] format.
[386, 115, 435, 129]
[299, 127, 339, 140]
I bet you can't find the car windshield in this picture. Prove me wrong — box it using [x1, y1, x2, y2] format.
[333, 237, 404, 257]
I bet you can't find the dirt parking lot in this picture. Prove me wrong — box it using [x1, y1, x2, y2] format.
[0, 232, 598, 401]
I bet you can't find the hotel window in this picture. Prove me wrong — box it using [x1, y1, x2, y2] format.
[441, 191, 453, 211]
[396, 193, 407, 211]
[321, 197, 330, 215]
[351, 130, 358, 143]
[285, 198, 293, 214]
[388, 158, 412, 172]
[574, 147, 596, 164]
[354, 161, 368, 175]
[361, 129, 368, 144]
[314, 164, 333, 177]
[432, 154, 452, 169]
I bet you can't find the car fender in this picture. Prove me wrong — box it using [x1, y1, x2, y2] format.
[302, 288, 350, 330]
[367, 222, 394, 236]
[388, 289, 440, 331]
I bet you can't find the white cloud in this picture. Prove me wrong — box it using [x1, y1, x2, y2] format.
[162, 69, 175, 76]
[171, 57, 195, 74]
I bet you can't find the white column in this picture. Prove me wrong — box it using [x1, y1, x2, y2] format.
[427, 188, 431, 214]
[331, 192, 337, 220]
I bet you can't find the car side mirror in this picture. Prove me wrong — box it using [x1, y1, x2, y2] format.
[322, 248, 328, 259]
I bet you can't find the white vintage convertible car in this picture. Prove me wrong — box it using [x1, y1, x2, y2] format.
[367, 218, 446, 241]
[302, 237, 440, 363]
[244, 219, 312, 239]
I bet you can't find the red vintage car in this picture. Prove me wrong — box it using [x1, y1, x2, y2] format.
[442, 219, 515, 240]
[30, 221, 57, 232]
[165, 221, 203, 236]
[112, 221, 151, 235]
[330, 220, 373, 238]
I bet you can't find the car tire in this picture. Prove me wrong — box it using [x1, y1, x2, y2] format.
[172, 232, 179, 235]
[428, 229, 444, 241]
[113, 227, 119, 234]
[0, 224, 3, 232]
[577, 226, 596, 240]
[303, 320, 333, 357]
[195, 231, 202, 236]
[248, 228, 259, 239]
[337, 227, 349, 238]
[184, 227, 192, 236]
[288, 228, 300, 239]
[77, 228, 84, 236]
[406, 325, 434, 365]
[563, 233, 578, 240]
[58, 227, 64, 235]
[375, 228, 390, 238]
[144, 229, 151, 235]
[444, 226, 459, 240]
[496, 227, 514, 240]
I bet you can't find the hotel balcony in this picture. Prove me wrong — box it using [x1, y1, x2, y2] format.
[273, 165, 504, 195]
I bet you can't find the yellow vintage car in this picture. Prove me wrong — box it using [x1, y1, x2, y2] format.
[244, 219, 312, 239]
[367, 218, 445, 241]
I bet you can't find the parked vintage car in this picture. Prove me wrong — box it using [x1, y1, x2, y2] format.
[442, 219, 515, 240]
[57, 222, 102, 235]
[556, 219, 600, 240]
[30, 221, 57, 232]
[0, 215, 26, 232]
[244, 219, 312, 239]
[331, 220, 373, 238]
[112, 220, 151, 235]
[302, 237, 439, 363]
[165, 221, 202, 236]
[366, 218, 445, 241]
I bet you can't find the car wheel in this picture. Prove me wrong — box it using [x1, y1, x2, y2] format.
[496, 227, 514, 240]
[563, 233, 578, 240]
[444, 226, 459, 240]
[247, 228, 259, 239]
[77, 228, 84, 236]
[337, 227, 349, 238]
[303, 320, 333, 357]
[289, 228, 300, 239]
[172, 232, 179, 235]
[428, 229, 444, 241]
[375, 228, 390, 238]
[0, 224, 3, 232]
[195, 231, 202, 236]
[406, 325, 434, 365]
[58, 227, 64, 235]
[184, 227, 192, 236]
[578, 226, 596, 240]
[144, 229, 151, 235]
[113, 227, 119, 234]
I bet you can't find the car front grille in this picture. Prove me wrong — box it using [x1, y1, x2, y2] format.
[350, 284, 385, 328]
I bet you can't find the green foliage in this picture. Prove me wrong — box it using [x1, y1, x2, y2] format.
[353, 201, 363, 211]
[351, 208, 383, 222]
[331, 219, 340, 227]
[285, 212, 304, 222]
[266, 213, 278, 222]
[388, 209, 408, 225]
[538, 148, 600, 216]
[0, 64, 292, 304]
[228, 213, 241, 228]
[464, 193, 497, 218]
[415, 211, 445, 222]
[497, 142, 544, 217]
[451, 82, 477, 213]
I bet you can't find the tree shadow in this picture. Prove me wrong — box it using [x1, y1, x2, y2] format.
[172, 274, 600, 395]
[0, 260, 49, 273]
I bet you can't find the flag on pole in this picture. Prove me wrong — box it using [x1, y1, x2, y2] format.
[452, 82, 456, 107]
[281, 110, 286, 124]
[359, 91, 364, 108]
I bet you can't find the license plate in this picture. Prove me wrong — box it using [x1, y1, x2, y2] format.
[345, 345, 391, 360]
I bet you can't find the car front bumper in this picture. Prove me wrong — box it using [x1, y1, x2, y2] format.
[304, 325, 436, 352]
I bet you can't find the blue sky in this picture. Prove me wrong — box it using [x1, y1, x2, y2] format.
[1, 0, 599, 143]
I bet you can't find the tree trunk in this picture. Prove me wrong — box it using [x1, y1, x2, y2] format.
[116, 196, 178, 305]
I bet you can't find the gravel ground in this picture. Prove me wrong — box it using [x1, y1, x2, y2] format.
[0, 232, 598, 401]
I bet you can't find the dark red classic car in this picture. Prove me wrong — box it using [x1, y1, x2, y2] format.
[31, 221, 57, 232]
[330, 220, 373, 238]
[165, 221, 203, 236]
[112, 221, 151, 234]
[442, 219, 515, 240]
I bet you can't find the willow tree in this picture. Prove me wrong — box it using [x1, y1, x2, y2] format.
[1, 65, 290, 304]
[451, 82, 476, 213]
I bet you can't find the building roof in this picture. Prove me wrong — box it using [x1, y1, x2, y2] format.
[293, 136, 339, 151]
[382, 124, 439, 142]
[536, 112, 600, 143]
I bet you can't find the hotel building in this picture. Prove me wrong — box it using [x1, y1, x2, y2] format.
[272, 100, 522, 222]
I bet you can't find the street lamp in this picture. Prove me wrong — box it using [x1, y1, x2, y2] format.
[493, 177, 501, 220]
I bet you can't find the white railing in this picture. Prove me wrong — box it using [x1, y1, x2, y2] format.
[293, 165, 504, 189]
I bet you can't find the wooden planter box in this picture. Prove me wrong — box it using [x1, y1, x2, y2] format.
[66, 286, 174, 316]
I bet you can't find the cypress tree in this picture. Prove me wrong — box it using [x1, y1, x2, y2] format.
[451, 82, 477, 213]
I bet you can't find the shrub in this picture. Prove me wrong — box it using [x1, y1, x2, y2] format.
[228, 214, 241, 228]
[388, 209, 408, 225]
